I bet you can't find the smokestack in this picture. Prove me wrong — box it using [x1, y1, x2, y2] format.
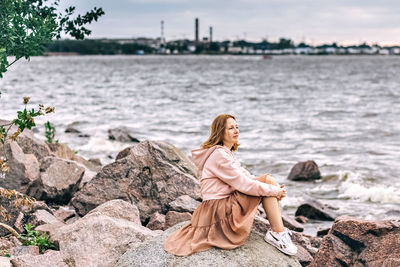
[161, 20, 165, 45]
[209, 26, 213, 43]
[195, 18, 199, 43]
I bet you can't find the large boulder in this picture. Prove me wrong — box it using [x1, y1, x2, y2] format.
[50, 199, 157, 267]
[288, 161, 321, 181]
[70, 141, 200, 223]
[117, 222, 302, 267]
[295, 199, 339, 221]
[0, 141, 40, 193]
[27, 157, 84, 204]
[310, 216, 400, 267]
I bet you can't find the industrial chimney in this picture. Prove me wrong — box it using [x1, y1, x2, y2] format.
[195, 18, 199, 43]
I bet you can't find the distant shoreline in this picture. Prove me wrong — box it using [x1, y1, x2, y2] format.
[42, 52, 400, 57]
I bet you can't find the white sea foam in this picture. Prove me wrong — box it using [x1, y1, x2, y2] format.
[337, 171, 400, 204]
[280, 196, 304, 209]
[79, 136, 130, 152]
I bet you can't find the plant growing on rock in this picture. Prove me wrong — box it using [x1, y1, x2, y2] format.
[18, 223, 56, 253]
[45, 121, 58, 144]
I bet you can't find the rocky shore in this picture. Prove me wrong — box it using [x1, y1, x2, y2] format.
[0, 123, 399, 266]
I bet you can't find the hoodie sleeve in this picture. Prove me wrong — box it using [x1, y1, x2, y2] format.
[208, 149, 280, 197]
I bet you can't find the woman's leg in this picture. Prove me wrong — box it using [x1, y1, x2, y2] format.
[254, 175, 284, 232]
[262, 197, 284, 232]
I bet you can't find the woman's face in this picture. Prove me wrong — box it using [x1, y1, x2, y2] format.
[223, 118, 239, 147]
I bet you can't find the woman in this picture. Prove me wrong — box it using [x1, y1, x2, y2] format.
[164, 114, 297, 256]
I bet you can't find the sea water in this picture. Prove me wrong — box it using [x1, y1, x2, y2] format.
[1, 55, 399, 234]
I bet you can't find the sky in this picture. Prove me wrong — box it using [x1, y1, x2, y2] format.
[59, 0, 400, 45]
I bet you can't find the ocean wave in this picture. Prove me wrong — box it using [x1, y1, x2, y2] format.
[337, 171, 400, 204]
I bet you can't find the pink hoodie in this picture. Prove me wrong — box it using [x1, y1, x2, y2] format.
[191, 145, 280, 201]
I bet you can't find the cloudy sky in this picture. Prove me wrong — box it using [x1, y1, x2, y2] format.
[60, 0, 400, 45]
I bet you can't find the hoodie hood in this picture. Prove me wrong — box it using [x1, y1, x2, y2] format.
[191, 145, 229, 171]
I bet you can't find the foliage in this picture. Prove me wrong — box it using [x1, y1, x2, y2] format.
[0, 97, 54, 143]
[44, 121, 57, 144]
[18, 223, 56, 253]
[0, 0, 105, 78]
[0, 0, 103, 175]
[47, 39, 155, 55]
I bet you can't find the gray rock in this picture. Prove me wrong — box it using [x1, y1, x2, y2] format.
[288, 160, 321, 181]
[0, 141, 39, 193]
[168, 195, 201, 213]
[27, 157, 84, 204]
[282, 214, 304, 232]
[295, 199, 339, 221]
[146, 212, 166, 231]
[54, 206, 76, 222]
[11, 250, 68, 267]
[88, 158, 102, 167]
[71, 141, 200, 223]
[27, 209, 60, 227]
[65, 121, 82, 134]
[86, 199, 141, 224]
[11, 245, 39, 257]
[13, 124, 52, 160]
[50, 200, 157, 267]
[165, 211, 192, 229]
[108, 127, 140, 143]
[116, 222, 302, 267]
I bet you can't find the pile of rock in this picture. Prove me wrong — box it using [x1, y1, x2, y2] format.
[0, 126, 398, 266]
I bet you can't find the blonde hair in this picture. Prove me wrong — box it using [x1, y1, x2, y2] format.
[201, 114, 239, 151]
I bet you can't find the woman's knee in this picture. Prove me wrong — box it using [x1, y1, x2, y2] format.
[264, 175, 279, 186]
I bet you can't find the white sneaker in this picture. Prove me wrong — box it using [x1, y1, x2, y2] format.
[264, 228, 298, 256]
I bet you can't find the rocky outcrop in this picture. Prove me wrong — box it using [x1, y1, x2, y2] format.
[295, 199, 339, 221]
[27, 157, 84, 204]
[288, 161, 321, 181]
[311, 216, 400, 267]
[108, 127, 140, 143]
[0, 120, 98, 201]
[71, 141, 200, 223]
[117, 222, 302, 267]
[50, 199, 157, 267]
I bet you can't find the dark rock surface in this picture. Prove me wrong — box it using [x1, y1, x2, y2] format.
[310, 216, 400, 267]
[108, 127, 140, 143]
[295, 199, 339, 221]
[288, 160, 321, 181]
[282, 214, 304, 232]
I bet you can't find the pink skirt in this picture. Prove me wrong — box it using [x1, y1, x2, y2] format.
[164, 191, 262, 256]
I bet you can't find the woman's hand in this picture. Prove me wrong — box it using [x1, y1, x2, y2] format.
[276, 184, 286, 201]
